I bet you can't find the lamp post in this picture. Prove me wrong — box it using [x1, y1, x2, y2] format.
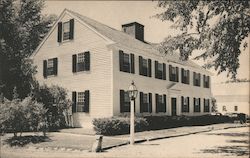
[128, 81, 138, 145]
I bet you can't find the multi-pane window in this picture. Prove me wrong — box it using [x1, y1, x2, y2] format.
[181, 68, 190, 84]
[204, 99, 210, 112]
[72, 52, 90, 72]
[203, 75, 210, 88]
[58, 19, 74, 42]
[140, 92, 152, 113]
[139, 56, 151, 77]
[156, 94, 166, 113]
[43, 58, 58, 78]
[155, 61, 166, 80]
[72, 90, 90, 113]
[63, 22, 70, 40]
[120, 90, 131, 112]
[119, 50, 134, 73]
[234, 106, 238, 112]
[181, 96, 189, 112]
[194, 98, 201, 112]
[169, 65, 179, 82]
[193, 72, 201, 86]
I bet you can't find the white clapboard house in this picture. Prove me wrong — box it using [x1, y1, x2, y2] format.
[32, 9, 213, 127]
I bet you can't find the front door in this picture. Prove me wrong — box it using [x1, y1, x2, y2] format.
[171, 98, 177, 116]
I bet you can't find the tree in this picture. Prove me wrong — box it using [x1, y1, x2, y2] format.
[0, 0, 56, 99]
[155, 1, 250, 79]
[211, 97, 218, 113]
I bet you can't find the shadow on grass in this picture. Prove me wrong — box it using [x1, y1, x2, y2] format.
[201, 145, 249, 156]
[4, 135, 52, 147]
[206, 132, 249, 137]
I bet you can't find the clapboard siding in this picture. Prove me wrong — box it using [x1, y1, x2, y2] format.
[111, 45, 212, 116]
[33, 14, 113, 127]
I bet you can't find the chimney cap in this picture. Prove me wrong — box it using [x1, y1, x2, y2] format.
[122, 22, 144, 28]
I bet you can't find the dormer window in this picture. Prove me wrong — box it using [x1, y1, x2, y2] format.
[58, 19, 74, 42]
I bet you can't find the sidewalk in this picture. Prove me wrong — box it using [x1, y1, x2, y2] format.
[1, 123, 247, 152]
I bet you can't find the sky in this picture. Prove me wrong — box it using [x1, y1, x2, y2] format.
[43, 0, 250, 84]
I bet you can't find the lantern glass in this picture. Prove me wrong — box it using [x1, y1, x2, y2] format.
[128, 81, 138, 100]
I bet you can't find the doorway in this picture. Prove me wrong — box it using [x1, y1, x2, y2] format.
[171, 98, 177, 116]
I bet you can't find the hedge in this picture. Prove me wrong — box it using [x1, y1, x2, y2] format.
[93, 115, 233, 136]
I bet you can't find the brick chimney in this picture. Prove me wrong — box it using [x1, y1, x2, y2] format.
[122, 22, 144, 42]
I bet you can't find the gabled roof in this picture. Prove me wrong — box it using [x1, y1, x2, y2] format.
[32, 8, 212, 75]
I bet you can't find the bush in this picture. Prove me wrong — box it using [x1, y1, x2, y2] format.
[92, 116, 148, 135]
[0, 96, 47, 137]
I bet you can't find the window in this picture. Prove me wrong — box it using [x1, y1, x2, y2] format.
[156, 94, 166, 113]
[234, 106, 238, 112]
[140, 92, 152, 113]
[181, 96, 189, 112]
[43, 58, 58, 78]
[181, 68, 190, 84]
[120, 90, 131, 112]
[72, 51, 90, 73]
[193, 72, 201, 86]
[72, 90, 90, 113]
[155, 61, 166, 80]
[119, 50, 134, 73]
[63, 22, 70, 40]
[203, 75, 210, 88]
[139, 56, 151, 77]
[194, 98, 200, 112]
[204, 99, 210, 112]
[169, 65, 179, 82]
[57, 19, 74, 42]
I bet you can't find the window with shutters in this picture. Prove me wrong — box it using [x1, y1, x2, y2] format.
[169, 65, 178, 82]
[155, 62, 166, 80]
[139, 56, 151, 77]
[77, 92, 85, 112]
[181, 96, 189, 113]
[194, 98, 201, 112]
[73, 51, 90, 73]
[156, 94, 166, 113]
[74, 91, 89, 113]
[193, 72, 201, 86]
[63, 21, 70, 40]
[204, 99, 210, 112]
[44, 58, 57, 77]
[181, 69, 189, 84]
[140, 92, 152, 113]
[204, 75, 210, 88]
[119, 50, 134, 73]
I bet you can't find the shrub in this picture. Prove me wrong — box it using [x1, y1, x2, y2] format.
[0, 96, 47, 137]
[93, 116, 148, 135]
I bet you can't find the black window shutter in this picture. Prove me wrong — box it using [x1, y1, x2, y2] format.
[198, 73, 201, 86]
[181, 96, 184, 112]
[72, 91, 77, 113]
[53, 58, 58, 75]
[198, 98, 201, 112]
[155, 94, 159, 113]
[193, 72, 196, 85]
[84, 51, 90, 71]
[163, 63, 166, 80]
[72, 54, 77, 73]
[169, 65, 172, 81]
[139, 56, 142, 75]
[84, 90, 90, 112]
[176, 67, 179, 82]
[149, 93, 152, 113]
[130, 53, 135, 73]
[181, 68, 184, 83]
[148, 59, 151, 77]
[119, 50, 124, 72]
[163, 94, 166, 112]
[193, 97, 196, 112]
[140, 92, 143, 113]
[187, 97, 190, 112]
[69, 19, 74, 40]
[43, 60, 47, 78]
[208, 76, 210, 88]
[57, 22, 62, 43]
[203, 75, 205, 87]
[120, 90, 125, 113]
[187, 70, 190, 84]
[155, 61, 158, 78]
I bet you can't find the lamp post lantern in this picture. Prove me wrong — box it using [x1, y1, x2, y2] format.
[128, 81, 138, 145]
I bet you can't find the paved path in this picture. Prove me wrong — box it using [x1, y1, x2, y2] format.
[1, 127, 249, 158]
